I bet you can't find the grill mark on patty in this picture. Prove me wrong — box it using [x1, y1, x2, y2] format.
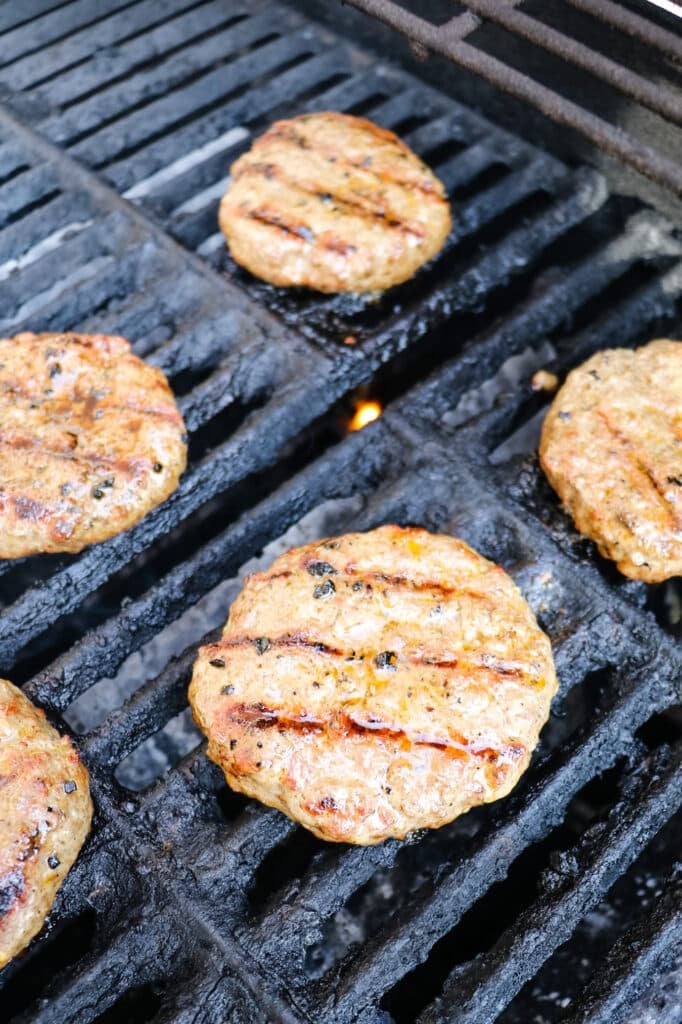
[0, 384, 181, 425]
[343, 567, 489, 597]
[0, 435, 155, 478]
[264, 123, 443, 199]
[225, 700, 522, 765]
[597, 409, 682, 527]
[258, 560, 490, 599]
[207, 634, 531, 684]
[225, 700, 523, 763]
[233, 160, 426, 239]
[219, 633, 344, 657]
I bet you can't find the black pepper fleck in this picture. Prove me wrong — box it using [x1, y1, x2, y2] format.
[352, 581, 364, 591]
[313, 579, 336, 599]
[375, 651, 397, 671]
[230, 739, 238, 750]
[92, 487, 105, 500]
[63, 780, 77, 794]
[47, 855, 60, 869]
[667, 476, 682, 486]
[254, 637, 271, 655]
[48, 363, 61, 378]
[210, 658, 225, 668]
[221, 684, 235, 695]
[153, 462, 163, 473]
[558, 411, 572, 421]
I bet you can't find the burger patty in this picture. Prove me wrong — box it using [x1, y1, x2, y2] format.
[540, 339, 682, 582]
[0, 679, 92, 968]
[189, 525, 557, 845]
[218, 112, 452, 293]
[0, 332, 187, 558]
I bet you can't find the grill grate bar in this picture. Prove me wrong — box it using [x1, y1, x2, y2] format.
[100, 47, 353, 193]
[343, 0, 682, 196]
[1, 0, 215, 94]
[82, 645, 199, 768]
[419, 746, 682, 1024]
[563, 874, 682, 1024]
[463, 0, 682, 127]
[66, 30, 319, 163]
[0, 0, 67, 34]
[565, 0, 682, 62]
[0, 0, 136, 69]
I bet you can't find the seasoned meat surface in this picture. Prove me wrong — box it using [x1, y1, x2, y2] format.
[189, 525, 556, 844]
[218, 112, 452, 293]
[0, 332, 187, 558]
[540, 339, 682, 582]
[0, 679, 92, 968]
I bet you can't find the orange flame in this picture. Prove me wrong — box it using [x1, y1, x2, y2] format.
[348, 399, 382, 432]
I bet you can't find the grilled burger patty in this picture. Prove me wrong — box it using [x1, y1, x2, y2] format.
[189, 525, 557, 844]
[540, 339, 682, 582]
[218, 112, 452, 293]
[0, 332, 187, 558]
[0, 679, 92, 968]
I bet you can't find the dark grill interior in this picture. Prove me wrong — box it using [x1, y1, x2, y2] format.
[0, 2, 680, 1022]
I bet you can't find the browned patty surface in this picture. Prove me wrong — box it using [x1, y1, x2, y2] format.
[218, 112, 452, 293]
[0, 679, 92, 968]
[0, 332, 187, 558]
[189, 525, 557, 844]
[540, 339, 682, 582]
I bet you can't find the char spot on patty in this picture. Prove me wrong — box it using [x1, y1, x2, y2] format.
[305, 560, 338, 577]
[375, 651, 398, 671]
[313, 579, 336, 599]
[0, 866, 25, 918]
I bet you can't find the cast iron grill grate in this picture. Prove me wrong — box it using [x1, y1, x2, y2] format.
[0, 2, 679, 1022]
[337, 0, 682, 201]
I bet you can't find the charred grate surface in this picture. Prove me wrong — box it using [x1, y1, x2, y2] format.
[0, 2, 679, 1023]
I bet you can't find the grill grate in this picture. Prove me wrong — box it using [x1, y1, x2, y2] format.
[340, 0, 682, 200]
[0, 2, 680, 1022]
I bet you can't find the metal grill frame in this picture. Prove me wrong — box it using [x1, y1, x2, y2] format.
[0, 3, 679, 1022]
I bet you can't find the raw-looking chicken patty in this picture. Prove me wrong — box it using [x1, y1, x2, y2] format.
[189, 525, 557, 844]
[0, 679, 92, 968]
[540, 339, 682, 582]
[0, 332, 187, 558]
[218, 112, 452, 293]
